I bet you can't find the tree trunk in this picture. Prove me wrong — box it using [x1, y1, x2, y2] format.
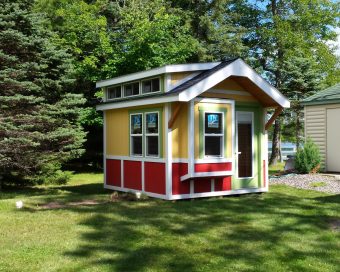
[269, 119, 281, 165]
[295, 110, 301, 150]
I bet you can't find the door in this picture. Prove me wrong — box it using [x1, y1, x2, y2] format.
[236, 112, 254, 178]
[327, 108, 340, 172]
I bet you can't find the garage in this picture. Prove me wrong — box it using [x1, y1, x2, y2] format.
[303, 83, 340, 172]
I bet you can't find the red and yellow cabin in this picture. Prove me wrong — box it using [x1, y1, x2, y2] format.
[96, 58, 290, 200]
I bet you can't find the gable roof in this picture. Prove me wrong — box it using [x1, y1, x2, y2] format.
[96, 58, 290, 111]
[302, 83, 340, 106]
[168, 58, 237, 94]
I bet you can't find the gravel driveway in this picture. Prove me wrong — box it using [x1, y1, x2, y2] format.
[270, 174, 340, 194]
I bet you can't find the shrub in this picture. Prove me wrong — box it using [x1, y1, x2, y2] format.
[295, 138, 321, 174]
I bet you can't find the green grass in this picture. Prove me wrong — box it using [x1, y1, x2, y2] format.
[269, 162, 285, 176]
[0, 173, 339, 272]
[310, 182, 327, 188]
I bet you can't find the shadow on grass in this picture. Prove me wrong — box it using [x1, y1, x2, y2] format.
[11, 183, 339, 271]
[0, 182, 107, 201]
[49, 191, 340, 271]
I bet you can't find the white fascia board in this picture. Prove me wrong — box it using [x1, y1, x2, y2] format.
[96, 62, 220, 88]
[178, 59, 290, 108]
[96, 95, 179, 111]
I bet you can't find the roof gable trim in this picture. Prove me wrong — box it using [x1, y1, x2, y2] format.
[177, 59, 290, 108]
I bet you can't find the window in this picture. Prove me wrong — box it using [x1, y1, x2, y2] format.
[107, 86, 122, 99]
[145, 112, 159, 157]
[130, 114, 143, 156]
[142, 78, 160, 94]
[129, 111, 161, 157]
[204, 112, 223, 157]
[124, 82, 140, 97]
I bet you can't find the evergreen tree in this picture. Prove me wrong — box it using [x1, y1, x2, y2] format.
[232, 0, 339, 165]
[0, 0, 86, 185]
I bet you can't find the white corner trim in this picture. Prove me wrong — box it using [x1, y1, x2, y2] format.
[165, 103, 172, 199]
[178, 59, 290, 108]
[96, 62, 220, 88]
[96, 95, 178, 111]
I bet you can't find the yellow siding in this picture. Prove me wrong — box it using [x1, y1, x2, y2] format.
[105, 104, 166, 157]
[202, 92, 257, 102]
[170, 72, 194, 85]
[194, 102, 232, 159]
[213, 78, 245, 91]
[171, 102, 188, 158]
[106, 108, 129, 156]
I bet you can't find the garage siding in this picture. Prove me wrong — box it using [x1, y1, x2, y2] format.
[304, 105, 326, 166]
[305, 103, 340, 169]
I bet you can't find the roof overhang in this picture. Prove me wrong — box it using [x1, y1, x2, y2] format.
[96, 62, 220, 88]
[96, 58, 290, 111]
[176, 58, 290, 108]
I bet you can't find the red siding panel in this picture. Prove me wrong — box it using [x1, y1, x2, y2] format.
[106, 159, 121, 187]
[214, 177, 231, 191]
[145, 162, 166, 195]
[172, 163, 190, 195]
[124, 160, 142, 190]
[263, 160, 266, 188]
[194, 178, 212, 193]
[194, 162, 232, 172]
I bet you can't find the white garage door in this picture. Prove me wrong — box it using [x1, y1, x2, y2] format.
[327, 108, 340, 172]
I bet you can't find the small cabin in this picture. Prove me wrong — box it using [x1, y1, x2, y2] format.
[96, 58, 290, 200]
[302, 83, 340, 172]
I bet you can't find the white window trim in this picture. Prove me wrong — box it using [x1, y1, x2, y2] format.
[107, 85, 122, 100]
[145, 111, 160, 158]
[130, 113, 143, 157]
[203, 111, 225, 158]
[236, 111, 255, 179]
[141, 77, 161, 95]
[106, 77, 162, 102]
[124, 81, 140, 98]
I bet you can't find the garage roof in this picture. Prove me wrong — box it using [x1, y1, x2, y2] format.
[302, 83, 340, 106]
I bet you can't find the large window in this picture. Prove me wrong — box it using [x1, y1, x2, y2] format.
[142, 78, 160, 94]
[130, 114, 143, 156]
[145, 112, 159, 157]
[107, 86, 122, 99]
[204, 112, 224, 157]
[130, 111, 160, 157]
[124, 82, 140, 97]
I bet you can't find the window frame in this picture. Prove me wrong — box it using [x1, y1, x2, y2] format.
[106, 77, 162, 102]
[124, 81, 140, 97]
[129, 109, 162, 158]
[144, 111, 160, 158]
[141, 77, 161, 94]
[203, 111, 225, 158]
[107, 85, 122, 100]
[130, 113, 144, 157]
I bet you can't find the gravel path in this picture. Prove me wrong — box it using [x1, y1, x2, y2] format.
[270, 174, 340, 194]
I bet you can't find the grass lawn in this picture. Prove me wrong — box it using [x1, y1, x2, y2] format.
[0, 173, 339, 272]
[268, 162, 285, 176]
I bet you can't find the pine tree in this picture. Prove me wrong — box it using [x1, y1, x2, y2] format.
[0, 0, 86, 185]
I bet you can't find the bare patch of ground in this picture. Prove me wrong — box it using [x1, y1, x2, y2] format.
[39, 199, 102, 209]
